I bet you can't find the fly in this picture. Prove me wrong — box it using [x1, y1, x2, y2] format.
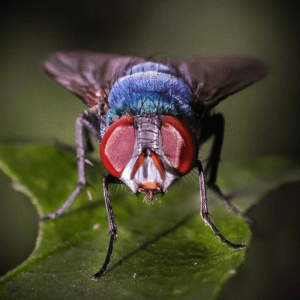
[42, 52, 267, 280]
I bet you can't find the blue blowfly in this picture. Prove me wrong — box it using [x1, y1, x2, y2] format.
[42, 52, 267, 280]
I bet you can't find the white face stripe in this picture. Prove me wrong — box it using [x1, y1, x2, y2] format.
[120, 151, 180, 195]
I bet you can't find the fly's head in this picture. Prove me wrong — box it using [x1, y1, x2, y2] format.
[100, 114, 197, 201]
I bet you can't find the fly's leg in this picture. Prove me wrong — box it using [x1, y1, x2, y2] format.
[91, 175, 118, 280]
[200, 113, 252, 225]
[196, 160, 245, 249]
[200, 114, 224, 185]
[40, 112, 100, 222]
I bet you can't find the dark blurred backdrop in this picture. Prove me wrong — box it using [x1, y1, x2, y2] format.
[1, 0, 300, 155]
[1, 0, 300, 299]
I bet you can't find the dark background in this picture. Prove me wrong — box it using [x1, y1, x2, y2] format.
[1, 0, 300, 299]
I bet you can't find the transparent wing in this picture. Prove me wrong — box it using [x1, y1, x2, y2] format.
[176, 56, 268, 109]
[43, 52, 145, 110]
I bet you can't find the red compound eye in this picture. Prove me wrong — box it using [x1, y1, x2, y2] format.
[100, 117, 135, 178]
[161, 116, 196, 175]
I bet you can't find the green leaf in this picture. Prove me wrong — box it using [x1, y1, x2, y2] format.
[0, 144, 299, 299]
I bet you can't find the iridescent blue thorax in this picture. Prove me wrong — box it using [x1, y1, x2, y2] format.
[101, 62, 194, 138]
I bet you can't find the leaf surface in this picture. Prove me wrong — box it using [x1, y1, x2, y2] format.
[0, 144, 299, 299]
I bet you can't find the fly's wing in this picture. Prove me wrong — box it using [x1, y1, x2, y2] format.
[43, 52, 145, 113]
[176, 57, 268, 110]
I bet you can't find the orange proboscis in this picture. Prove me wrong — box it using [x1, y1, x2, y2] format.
[140, 182, 159, 189]
[139, 184, 159, 201]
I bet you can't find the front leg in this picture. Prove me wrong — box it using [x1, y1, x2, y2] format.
[40, 112, 100, 221]
[91, 175, 119, 280]
[200, 113, 252, 225]
[196, 160, 245, 249]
